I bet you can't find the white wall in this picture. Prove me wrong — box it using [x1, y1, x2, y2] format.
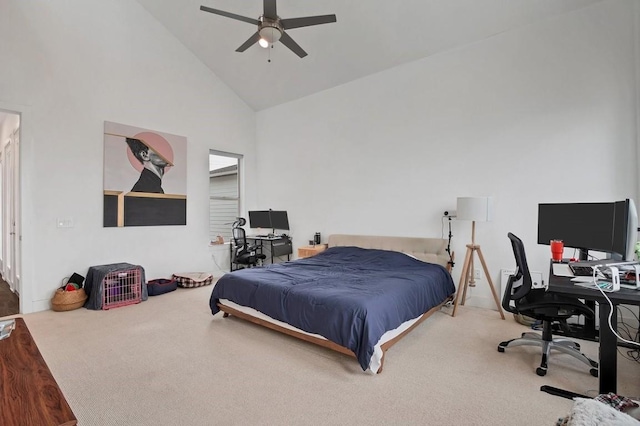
[0, 0, 256, 313]
[256, 0, 639, 308]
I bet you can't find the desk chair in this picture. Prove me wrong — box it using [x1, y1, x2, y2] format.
[498, 233, 598, 377]
[231, 218, 266, 270]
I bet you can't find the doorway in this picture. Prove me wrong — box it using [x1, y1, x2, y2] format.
[0, 110, 21, 317]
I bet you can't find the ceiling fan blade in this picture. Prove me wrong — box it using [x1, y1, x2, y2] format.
[279, 32, 307, 58]
[263, 0, 277, 19]
[236, 32, 261, 52]
[281, 14, 337, 30]
[200, 5, 260, 26]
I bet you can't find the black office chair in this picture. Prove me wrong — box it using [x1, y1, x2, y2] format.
[498, 233, 598, 377]
[231, 218, 266, 270]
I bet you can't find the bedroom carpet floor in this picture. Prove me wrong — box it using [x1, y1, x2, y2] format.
[13, 284, 640, 426]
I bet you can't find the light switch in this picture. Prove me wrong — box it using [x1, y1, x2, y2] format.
[56, 218, 74, 228]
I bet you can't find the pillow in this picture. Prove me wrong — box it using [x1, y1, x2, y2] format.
[565, 398, 640, 426]
[594, 393, 639, 412]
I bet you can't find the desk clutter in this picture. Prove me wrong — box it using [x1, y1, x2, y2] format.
[553, 260, 640, 291]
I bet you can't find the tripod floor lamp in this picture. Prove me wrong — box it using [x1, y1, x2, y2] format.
[451, 196, 505, 319]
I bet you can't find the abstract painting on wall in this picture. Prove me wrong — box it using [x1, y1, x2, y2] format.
[103, 121, 187, 227]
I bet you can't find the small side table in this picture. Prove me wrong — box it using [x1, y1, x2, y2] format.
[298, 244, 328, 259]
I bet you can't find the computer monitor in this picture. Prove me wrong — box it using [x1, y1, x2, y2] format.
[248, 210, 290, 233]
[537, 199, 638, 261]
[617, 198, 638, 261]
[248, 210, 271, 229]
[269, 210, 289, 231]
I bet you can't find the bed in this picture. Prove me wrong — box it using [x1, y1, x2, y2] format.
[209, 234, 455, 373]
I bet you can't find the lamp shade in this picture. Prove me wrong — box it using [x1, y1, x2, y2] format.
[457, 197, 493, 222]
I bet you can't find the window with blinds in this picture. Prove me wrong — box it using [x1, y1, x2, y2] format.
[209, 151, 241, 242]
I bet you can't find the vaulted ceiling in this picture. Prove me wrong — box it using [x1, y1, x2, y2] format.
[136, 0, 602, 111]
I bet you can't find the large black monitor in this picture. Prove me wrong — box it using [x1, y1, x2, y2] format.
[537, 199, 637, 261]
[269, 210, 290, 231]
[248, 209, 290, 232]
[248, 210, 272, 229]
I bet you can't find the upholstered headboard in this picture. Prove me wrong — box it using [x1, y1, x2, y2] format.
[327, 234, 451, 271]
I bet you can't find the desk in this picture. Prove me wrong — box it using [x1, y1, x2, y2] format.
[0, 318, 77, 425]
[246, 235, 292, 265]
[547, 269, 640, 394]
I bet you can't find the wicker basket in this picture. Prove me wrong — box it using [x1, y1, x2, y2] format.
[51, 288, 88, 312]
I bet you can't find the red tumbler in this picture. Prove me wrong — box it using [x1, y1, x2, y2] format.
[550, 240, 564, 262]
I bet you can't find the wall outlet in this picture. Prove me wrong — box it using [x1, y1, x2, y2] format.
[500, 269, 545, 292]
[474, 269, 481, 280]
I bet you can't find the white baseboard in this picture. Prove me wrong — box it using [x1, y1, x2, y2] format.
[31, 299, 52, 314]
[461, 293, 502, 312]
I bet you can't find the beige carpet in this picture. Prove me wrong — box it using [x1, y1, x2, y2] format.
[8, 285, 640, 425]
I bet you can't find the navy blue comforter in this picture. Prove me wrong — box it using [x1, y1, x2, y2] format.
[209, 246, 455, 370]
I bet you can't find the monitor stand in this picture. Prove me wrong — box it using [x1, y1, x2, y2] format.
[555, 248, 598, 341]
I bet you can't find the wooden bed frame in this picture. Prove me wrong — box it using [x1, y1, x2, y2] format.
[218, 234, 454, 373]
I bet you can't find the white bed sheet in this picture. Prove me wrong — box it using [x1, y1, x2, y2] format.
[219, 298, 424, 374]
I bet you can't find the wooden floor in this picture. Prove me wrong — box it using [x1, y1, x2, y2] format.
[0, 318, 77, 425]
[0, 277, 19, 317]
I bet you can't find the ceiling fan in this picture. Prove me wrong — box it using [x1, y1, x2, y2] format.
[200, 0, 337, 58]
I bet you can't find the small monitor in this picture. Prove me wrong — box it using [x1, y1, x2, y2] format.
[270, 210, 290, 231]
[248, 210, 271, 229]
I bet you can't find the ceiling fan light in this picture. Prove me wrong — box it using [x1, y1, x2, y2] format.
[258, 38, 269, 48]
[259, 26, 281, 44]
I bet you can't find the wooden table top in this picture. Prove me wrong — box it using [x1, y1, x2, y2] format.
[0, 317, 77, 426]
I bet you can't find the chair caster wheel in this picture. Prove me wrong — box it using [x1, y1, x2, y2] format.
[590, 368, 598, 377]
[497, 346, 505, 353]
[536, 367, 547, 376]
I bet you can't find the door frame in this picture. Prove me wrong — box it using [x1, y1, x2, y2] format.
[2, 133, 17, 292]
[0, 101, 32, 314]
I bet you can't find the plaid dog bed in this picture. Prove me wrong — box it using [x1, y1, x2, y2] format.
[172, 272, 214, 288]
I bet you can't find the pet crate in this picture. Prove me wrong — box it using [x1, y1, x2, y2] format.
[84, 263, 148, 310]
[101, 268, 142, 309]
